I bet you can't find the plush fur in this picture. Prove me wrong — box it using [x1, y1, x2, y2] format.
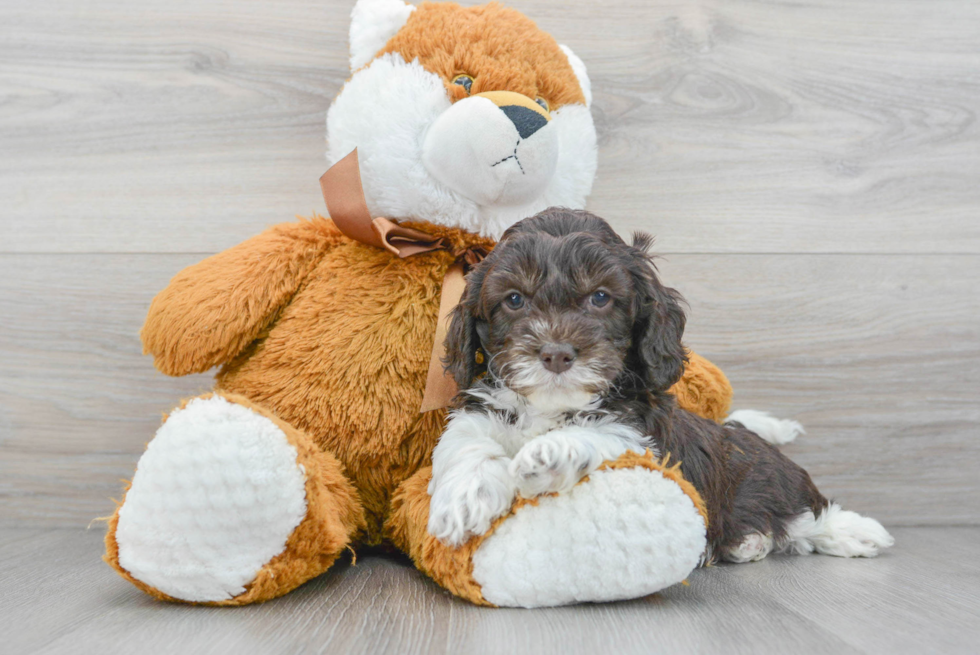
[327, 1, 598, 238]
[104, 0, 736, 606]
[432, 208, 893, 563]
[391, 451, 708, 607]
[105, 392, 365, 605]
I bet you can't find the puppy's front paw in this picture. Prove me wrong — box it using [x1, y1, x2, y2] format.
[427, 460, 515, 547]
[509, 435, 596, 498]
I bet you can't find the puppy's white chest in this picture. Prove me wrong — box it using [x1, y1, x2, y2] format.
[495, 412, 570, 457]
[526, 388, 597, 416]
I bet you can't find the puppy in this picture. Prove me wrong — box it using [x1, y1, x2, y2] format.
[427, 208, 893, 564]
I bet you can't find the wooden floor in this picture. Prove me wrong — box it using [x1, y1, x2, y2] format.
[2, 0, 979, 652]
[1, 527, 978, 655]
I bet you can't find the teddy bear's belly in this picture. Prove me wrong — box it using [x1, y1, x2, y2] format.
[215, 242, 454, 541]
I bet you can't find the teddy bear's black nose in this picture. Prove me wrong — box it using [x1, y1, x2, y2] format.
[540, 343, 576, 374]
[500, 104, 549, 139]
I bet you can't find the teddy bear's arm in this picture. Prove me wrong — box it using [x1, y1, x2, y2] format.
[670, 350, 734, 423]
[141, 218, 344, 376]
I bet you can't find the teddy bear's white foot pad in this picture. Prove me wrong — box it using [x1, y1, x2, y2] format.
[115, 396, 308, 602]
[471, 467, 707, 608]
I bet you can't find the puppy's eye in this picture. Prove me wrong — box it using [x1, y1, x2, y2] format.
[503, 292, 525, 310]
[452, 75, 474, 94]
[535, 97, 550, 112]
[590, 290, 611, 308]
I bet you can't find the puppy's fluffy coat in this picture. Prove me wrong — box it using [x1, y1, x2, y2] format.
[427, 208, 893, 563]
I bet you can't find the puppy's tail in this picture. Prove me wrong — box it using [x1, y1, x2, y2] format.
[725, 409, 804, 446]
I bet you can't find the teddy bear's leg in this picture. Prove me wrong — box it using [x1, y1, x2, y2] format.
[670, 350, 733, 422]
[104, 392, 365, 605]
[387, 452, 707, 608]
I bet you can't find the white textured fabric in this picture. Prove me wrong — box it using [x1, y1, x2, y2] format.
[326, 53, 597, 240]
[115, 396, 308, 602]
[472, 467, 707, 608]
[559, 44, 592, 107]
[422, 94, 559, 207]
[349, 0, 415, 71]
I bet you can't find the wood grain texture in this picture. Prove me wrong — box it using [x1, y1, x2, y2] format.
[1, 253, 977, 527]
[0, 528, 977, 655]
[2, 0, 978, 646]
[1, 0, 978, 254]
[658, 253, 980, 525]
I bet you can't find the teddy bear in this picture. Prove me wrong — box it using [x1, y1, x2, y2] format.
[103, 0, 735, 608]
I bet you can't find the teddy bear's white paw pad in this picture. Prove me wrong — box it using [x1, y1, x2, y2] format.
[114, 396, 307, 602]
[472, 467, 706, 608]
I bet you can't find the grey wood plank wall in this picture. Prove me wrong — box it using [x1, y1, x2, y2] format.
[1, 0, 978, 528]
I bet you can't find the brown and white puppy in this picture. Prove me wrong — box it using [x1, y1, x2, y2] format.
[427, 208, 893, 563]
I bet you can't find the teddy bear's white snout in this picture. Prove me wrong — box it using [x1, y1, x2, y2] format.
[422, 94, 559, 207]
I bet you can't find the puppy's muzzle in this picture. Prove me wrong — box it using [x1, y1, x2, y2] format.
[539, 343, 576, 374]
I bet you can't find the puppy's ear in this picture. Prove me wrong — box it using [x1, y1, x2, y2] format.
[442, 268, 487, 391]
[631, 231, 655, 253]
[443, 305, 479, 391]
[630, 248, 688, 392]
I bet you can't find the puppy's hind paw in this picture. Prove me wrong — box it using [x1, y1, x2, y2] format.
[723, 532, 774, 563]
[785, 503, 895, 558]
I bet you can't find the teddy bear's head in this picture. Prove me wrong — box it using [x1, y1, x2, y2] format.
[326, 0, 597, 239]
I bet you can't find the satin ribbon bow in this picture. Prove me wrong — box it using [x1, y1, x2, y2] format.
[319, 149, 486, 412]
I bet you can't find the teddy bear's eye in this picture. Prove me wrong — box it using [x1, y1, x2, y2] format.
[452, 75, 474, 94]
[535, 97, 550, 112]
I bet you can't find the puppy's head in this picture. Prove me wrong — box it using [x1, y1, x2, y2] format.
[445, 208, 687, 411]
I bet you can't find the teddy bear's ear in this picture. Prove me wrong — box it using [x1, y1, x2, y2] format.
[559, 44, 592, 108]
[349, 0, 416, 71]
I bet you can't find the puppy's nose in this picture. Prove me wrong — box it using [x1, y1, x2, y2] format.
[540, 344, 576, 374]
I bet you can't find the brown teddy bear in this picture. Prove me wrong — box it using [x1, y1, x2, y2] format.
[104, 0, 735, 608]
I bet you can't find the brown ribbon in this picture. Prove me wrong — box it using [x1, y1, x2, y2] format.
[319, 149, 483, 412]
